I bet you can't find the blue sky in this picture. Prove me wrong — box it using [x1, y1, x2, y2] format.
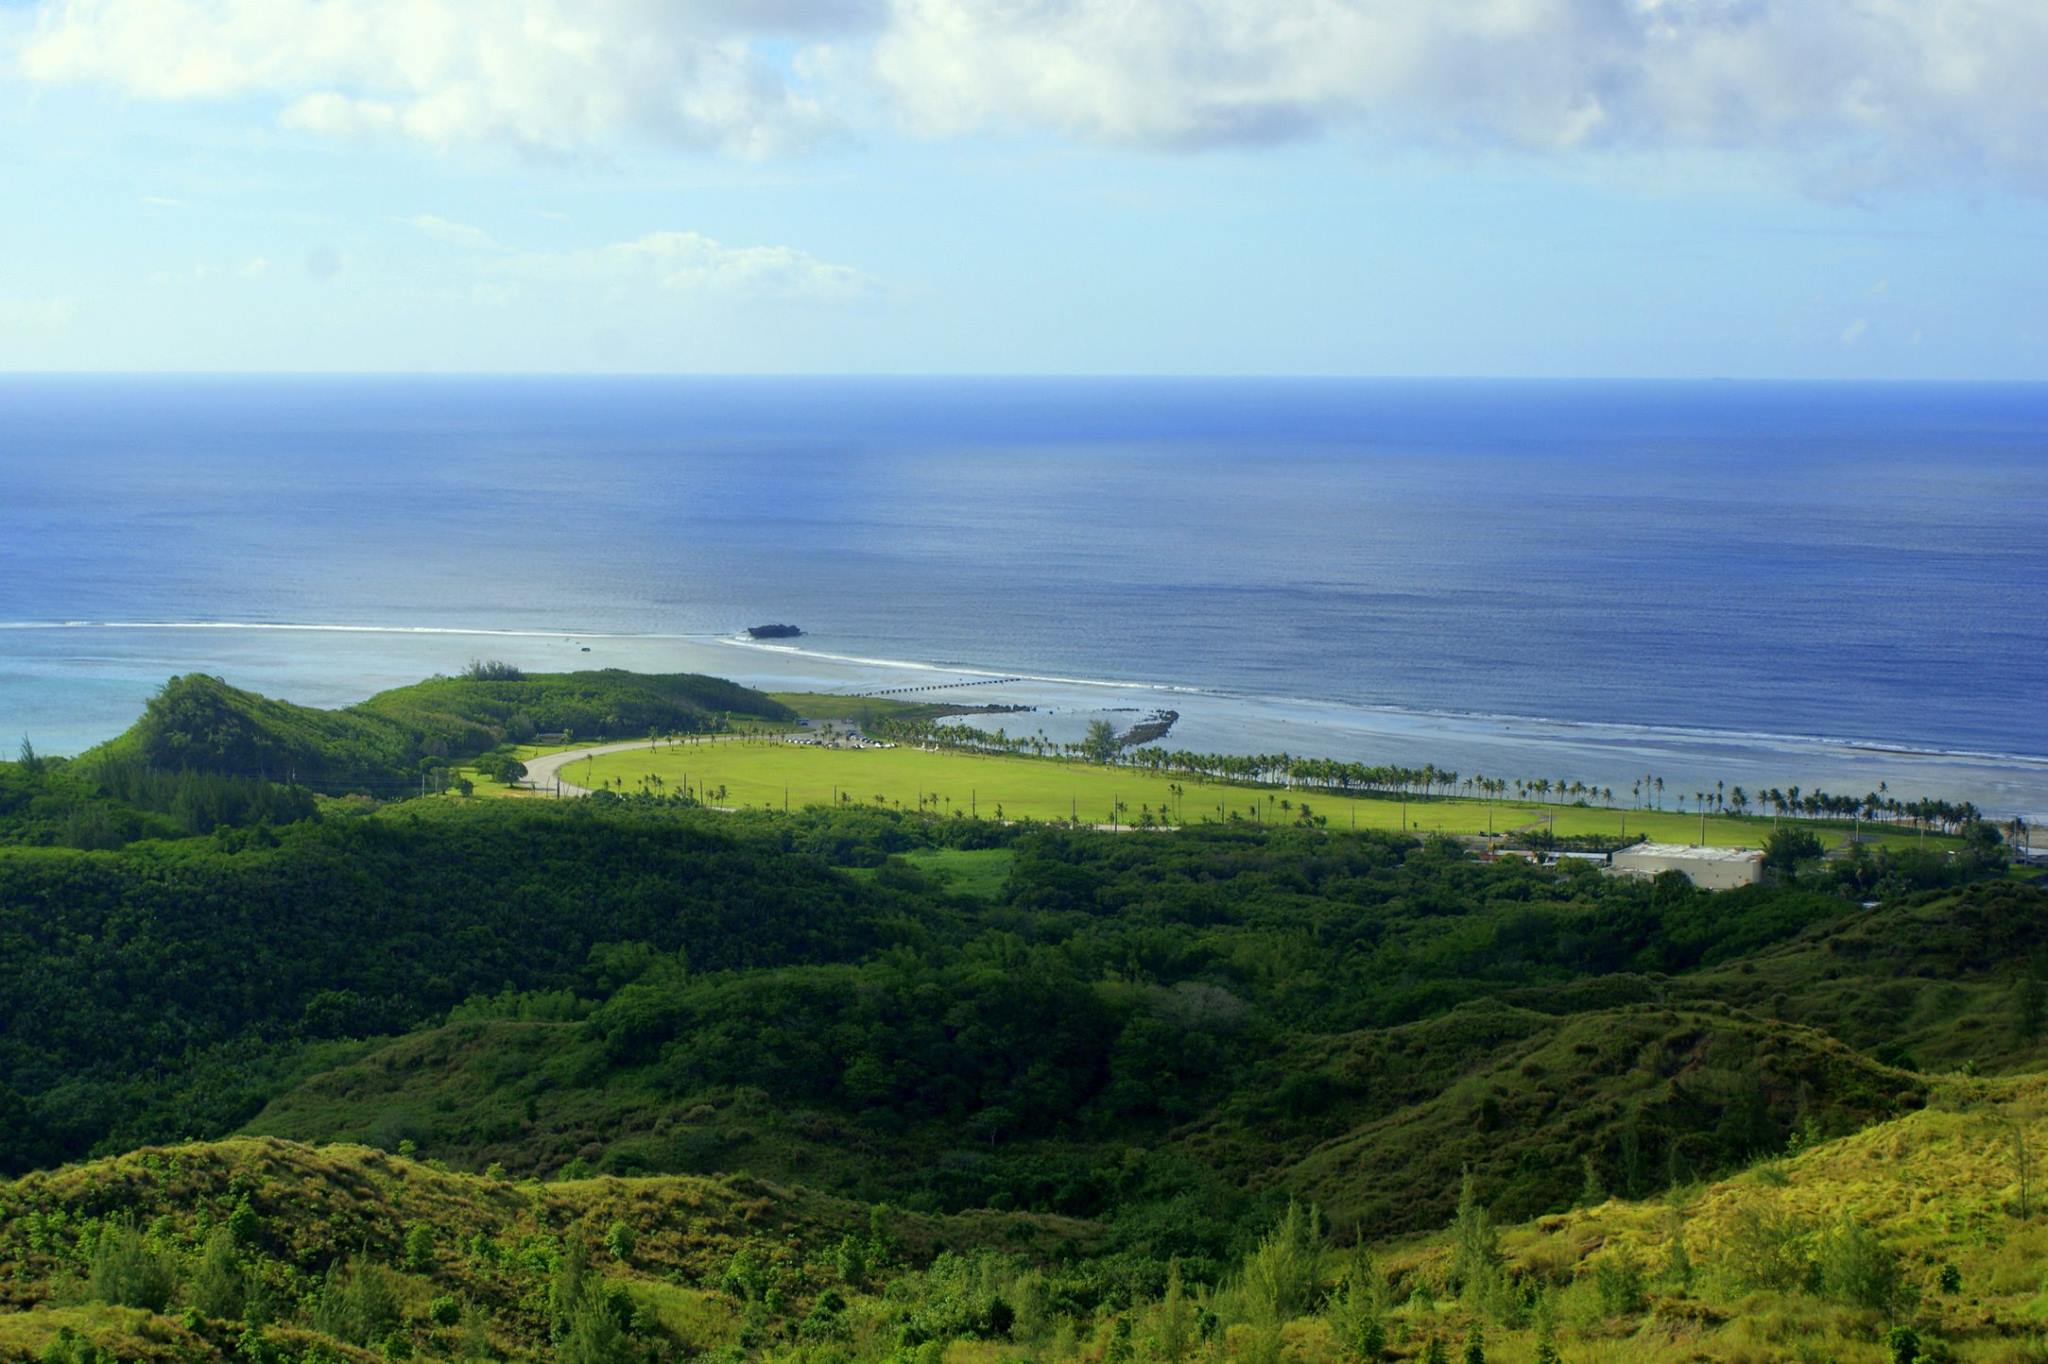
[2, 0, 2046, 377]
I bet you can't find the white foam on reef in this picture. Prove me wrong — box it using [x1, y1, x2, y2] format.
[3, 619, 2044, 820]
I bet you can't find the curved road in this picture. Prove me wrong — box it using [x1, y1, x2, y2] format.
[519, 739, 680, 797]
[517, 734, 767, 798]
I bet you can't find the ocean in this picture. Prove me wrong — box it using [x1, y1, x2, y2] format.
[4, 375, 2045, 818]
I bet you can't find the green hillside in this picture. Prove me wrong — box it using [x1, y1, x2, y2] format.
[1676, 880, 2048, 1075]
[1, 671, 2041, 1362]
[85, 668, 792, 796]
[0, 1136, 1100, 1363]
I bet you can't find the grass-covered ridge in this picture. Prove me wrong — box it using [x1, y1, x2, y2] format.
[8, 1088, 2048, 1363]
[86, 669, 793, 796]
[0, 1135, 1101, 1363]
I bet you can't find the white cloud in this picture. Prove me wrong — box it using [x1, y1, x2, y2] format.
[17, 0, 2048, 190]
[20, 0, 855, 157]
[869, 0, 2048, 186]
[498, 230, 877, 302]
[407, 213, 500, 250]
[1842, 317, 1869, 345]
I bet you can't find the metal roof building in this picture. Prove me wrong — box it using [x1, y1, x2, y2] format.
[1610, 842, 1765, 890]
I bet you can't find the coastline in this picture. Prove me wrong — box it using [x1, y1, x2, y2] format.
[3, 618, 2046, 822]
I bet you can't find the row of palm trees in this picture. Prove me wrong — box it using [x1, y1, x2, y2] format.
[874, 718, 2012, 839]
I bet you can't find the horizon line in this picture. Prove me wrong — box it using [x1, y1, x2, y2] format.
[2, 370, 2046, 385]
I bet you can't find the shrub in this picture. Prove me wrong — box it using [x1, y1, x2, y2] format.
[403, 1223, 436, 1272]
[1450, 1172, 1502, 1299]
[226, 1199, 261, 1246]
[312, 1256, 402, 1346]
[87, 1220, 177, 1312]
[1327, 1258, 1387, 1361]
[1239, 1201, 1322, 1322]
[604, 1221, 636, 1263]
[1819, 1217, 1912, 1317]
[1592, 1246, 1648, 1317]
[38, 1327, 99, 1364]
[1720, 1202, 1812, 1293]
[188, 1229, 245, 1319]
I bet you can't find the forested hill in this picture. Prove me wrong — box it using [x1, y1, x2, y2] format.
[0, 737, 2041, 1361]
[80, 668, 792, 794]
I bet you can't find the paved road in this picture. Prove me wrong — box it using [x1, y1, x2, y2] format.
[519, 739, 710, 796]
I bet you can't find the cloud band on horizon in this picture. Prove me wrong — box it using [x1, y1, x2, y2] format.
[16, 0, 2048, 192]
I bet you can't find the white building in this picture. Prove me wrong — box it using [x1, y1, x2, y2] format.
[1610, 842, 1765, 890]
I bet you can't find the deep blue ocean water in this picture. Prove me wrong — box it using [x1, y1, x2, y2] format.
[4, 376, 2045, 812]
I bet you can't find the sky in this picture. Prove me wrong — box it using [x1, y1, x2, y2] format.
[1, 0, 2046, 378]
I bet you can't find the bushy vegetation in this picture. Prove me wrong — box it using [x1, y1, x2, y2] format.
[71, 669, 791, 801]
[6, 1091, 2048, 1364]
[0, 671, 2040, 1362]
[0, 801, 923, 1173]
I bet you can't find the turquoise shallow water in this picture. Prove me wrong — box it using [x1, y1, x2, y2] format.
[3, 376, 2045, 816]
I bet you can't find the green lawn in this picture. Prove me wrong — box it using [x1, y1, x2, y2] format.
[845, 847, 1016, 900]
[572, 737, 1936, 850]
[765, 692, 931, 722]
[451, 739, 594, 797]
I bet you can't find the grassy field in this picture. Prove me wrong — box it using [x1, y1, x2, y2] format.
[845, 847, 1017, 900]
[449, 739, 593, 798]
[567, 737, 1940, 850]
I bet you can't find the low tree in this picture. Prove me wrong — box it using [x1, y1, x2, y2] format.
[1763, 826, 1824, 874]
[403, 1222, 436, 1272]
[1451, 1170, 1508, 1314]
[1150, 1260, 1197, 1364]
[1240, 1200, 1322, 1323]
[1818, 1216, 1911, 1317]
[88, 1220, 176, 1312]
[311, 1256, 400, 1346]
[187, 1229, 246, 1319]
[1326, 1250, 1387, 1361]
